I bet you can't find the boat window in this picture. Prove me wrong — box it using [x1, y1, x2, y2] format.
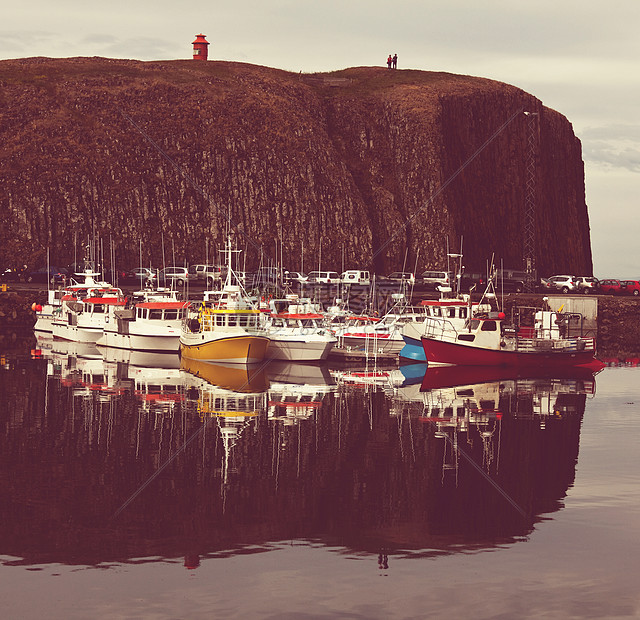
[460, 308, 467, 319]
[164, 309, 178, 320]
[481, 320, 497, 332]
[239, 315, 248, 327]
[216, 315, 225, 327]
[447, 308, 456, 318]
[228, 315, 237, 327]
[148, 309, 161, 320]
[93, 305, 104, 314]
[137, 308, 144, 319]
[469, 319, 480, 330]
[433, 308, 442, 317]
[458, 334, 475, 342]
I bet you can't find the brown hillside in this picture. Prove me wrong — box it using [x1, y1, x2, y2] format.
[0, 57, 592, 275]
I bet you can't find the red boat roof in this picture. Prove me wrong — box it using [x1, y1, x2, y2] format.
[136, 301, 190, 309]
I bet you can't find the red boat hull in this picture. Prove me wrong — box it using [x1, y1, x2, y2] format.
[420, 335, 604, 371]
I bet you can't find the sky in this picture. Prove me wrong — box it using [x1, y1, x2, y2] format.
[2, 1, 639, 278]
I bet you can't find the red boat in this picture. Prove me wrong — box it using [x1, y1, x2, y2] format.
[420, 308, 603, 371]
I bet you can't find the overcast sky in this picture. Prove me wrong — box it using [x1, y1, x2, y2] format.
[3, 1, 639, 277]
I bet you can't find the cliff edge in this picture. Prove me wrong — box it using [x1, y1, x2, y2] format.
[0, 58, 592, 274]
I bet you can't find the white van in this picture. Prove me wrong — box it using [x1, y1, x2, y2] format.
[308, 270, 341, 284]
[341, 270, 371, 285]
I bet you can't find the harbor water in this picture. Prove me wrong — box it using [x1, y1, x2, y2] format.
[1, 333, 639, 619]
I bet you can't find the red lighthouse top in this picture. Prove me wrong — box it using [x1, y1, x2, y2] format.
[192, 34, 209, 61]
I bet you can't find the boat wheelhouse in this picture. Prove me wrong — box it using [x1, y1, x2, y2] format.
[400, 297, 492, 362]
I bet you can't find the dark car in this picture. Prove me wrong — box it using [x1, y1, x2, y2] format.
[621, 280, 640, 296]
[26, 266, 68, 284]
[458, 272, 486, 293]
[599, 279, 624, 295]
[0, 267, 21, 282]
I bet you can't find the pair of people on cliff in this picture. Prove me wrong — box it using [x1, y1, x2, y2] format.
[387, 54, 397, 69]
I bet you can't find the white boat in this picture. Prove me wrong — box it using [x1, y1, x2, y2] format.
[33, 262, 119, 335]
[180, 237, 270, 364]
[97, 288, 189, 353]
[331, 294, 426, 359]
[264, 295, 337, 361]
[51, 286, 126, 343]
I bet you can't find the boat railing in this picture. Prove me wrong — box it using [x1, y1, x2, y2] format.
[421, 316, 463, 340]
[515, 335, 596, 352]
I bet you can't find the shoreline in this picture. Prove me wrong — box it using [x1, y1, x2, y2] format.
[2, 287, 638, 360]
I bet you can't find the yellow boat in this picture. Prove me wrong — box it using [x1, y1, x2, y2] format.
[180, 236, 270, 364]
[180, 287, 270, 363]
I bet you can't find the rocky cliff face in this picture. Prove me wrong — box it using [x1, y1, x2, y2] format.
[0, 57, 593, 275]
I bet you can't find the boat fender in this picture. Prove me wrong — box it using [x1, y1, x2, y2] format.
[188, 318, 201, 333]
[500, 340, 506, 347]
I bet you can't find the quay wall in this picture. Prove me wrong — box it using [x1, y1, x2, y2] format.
[2, 289, 638, 359]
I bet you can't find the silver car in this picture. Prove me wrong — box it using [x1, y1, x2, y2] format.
[574, 276, 600, 294]
[543, 275, 578, 293]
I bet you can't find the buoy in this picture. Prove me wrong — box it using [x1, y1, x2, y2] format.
[31, 302, 37, 311]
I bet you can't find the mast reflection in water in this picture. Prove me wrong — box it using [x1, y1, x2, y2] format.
[0, 341, 597, 568]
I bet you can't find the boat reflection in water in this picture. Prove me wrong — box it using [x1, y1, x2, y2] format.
[0, 344, 599, 568]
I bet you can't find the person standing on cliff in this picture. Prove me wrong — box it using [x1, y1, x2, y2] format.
[392, 54, 397, 69]
[387, 54, 392, 69]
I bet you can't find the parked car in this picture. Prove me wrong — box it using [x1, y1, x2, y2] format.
[574, 276, 600, 294]
[598, 279, 624, 295]
[307, 271, 341, 284]
[26, 266, 68, 284]
[621, 280, 640, 296]
[0, 267, 21, 282]
[386, 272, 416, 284]
[189, 264, 221, 283]
[284, 271, 309, 284]
[124, 267, 158, 285]
[159, 266, 191, 287]
[420, 270, 452, 291]
[457, 272, 486, 293]
[542, 275, 578, 293]
[341, 270, 371, 285]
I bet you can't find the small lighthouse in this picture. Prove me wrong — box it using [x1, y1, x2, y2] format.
[192, 34, 209, 61]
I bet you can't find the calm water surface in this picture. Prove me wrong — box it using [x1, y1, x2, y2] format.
[1, 335, 639, 619]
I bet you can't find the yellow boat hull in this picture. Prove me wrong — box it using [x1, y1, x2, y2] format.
[180, 334, 270, 364]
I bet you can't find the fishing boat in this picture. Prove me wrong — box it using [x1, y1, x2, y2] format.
[51, 286, 126, 343]
[400, 296, 493, 362]
[33, 261, 119, 335]
[420, 305, 602, 370]
[97, 288, 189, 353]
[330, 294, 426, 360]
[265, 295, 337, 361]
[179, 237, 270, 364]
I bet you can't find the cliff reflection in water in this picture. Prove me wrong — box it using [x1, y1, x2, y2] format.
[0, 342, 596, 566]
